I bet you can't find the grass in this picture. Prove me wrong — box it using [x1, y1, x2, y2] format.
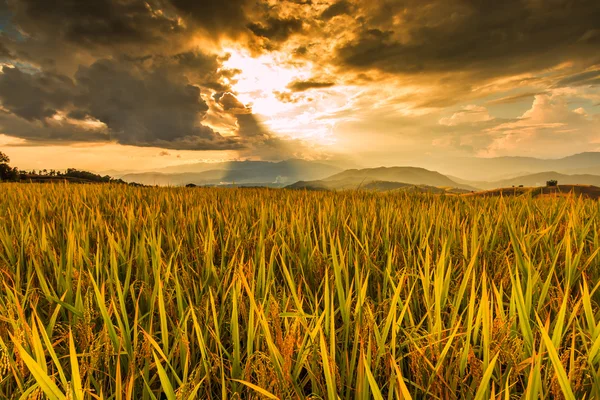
[0, 182, 600, 399]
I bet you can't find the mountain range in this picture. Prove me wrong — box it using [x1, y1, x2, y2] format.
[115, 152, 600, 191]
[423, 152, 600, 181]
[287, 167, 477, 192]
[119, 159, 343, 187]
[475, 172, 600, 190]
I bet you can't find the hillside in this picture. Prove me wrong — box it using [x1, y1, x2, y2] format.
[464, 184, 600, 199]
[287, 166, 476, 192]
[2, 169, 144, 186]
[480, 171, 600, 190]
[288, 179, 414, 191]
[323, 166, 471, 187]
[430, 152, 600, 181]
[287, 179, 472, 194]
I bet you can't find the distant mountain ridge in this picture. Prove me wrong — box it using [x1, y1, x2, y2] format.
[324, 166, 472, 187]
[120, 159, 343, 186]
[478, 171, 600, 189]
[114, 152, 600, 189]
[431, 152, 600, 181]
[286, 166, 477, 192]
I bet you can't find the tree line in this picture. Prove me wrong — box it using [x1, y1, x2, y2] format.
[0, 151, 141, 185]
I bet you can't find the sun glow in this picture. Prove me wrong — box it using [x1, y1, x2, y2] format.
[218, 48, 372, 148]
[221, 49, 310, 116]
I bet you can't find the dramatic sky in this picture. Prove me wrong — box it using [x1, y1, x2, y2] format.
[0, 0, 599, 171]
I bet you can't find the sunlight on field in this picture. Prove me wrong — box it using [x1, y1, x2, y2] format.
[0, 184, 599, 398]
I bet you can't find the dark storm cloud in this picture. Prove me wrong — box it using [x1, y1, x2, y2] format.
[248, 17, 304, 42]
[4, 0, 303, 50]
[335, 0, 600, 77]
[0, 108, 110, 144]
[214, 92, 250, 113]
[287, 79, 335, 92]
[150, 51, 240, 92]
[169, 0, 250, 36]
[0, 0, 249, 151]
[0, 61, 241, 150]
[74, 59, 238, 150]
[0, 67, 76, 120]
[66, 109, 89, 120]
[320, 0, 353, 20]
[0, 0, 314, 157]
[7, 0, 182, 47]
[0, 41, 11, 58]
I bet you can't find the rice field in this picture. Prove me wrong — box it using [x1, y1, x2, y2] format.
[1, 183, 600, 399]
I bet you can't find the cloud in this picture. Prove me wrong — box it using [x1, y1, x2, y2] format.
[556, 69, 600, 87]
[334, 0, 600, 80]
[0, 61, 241, 150]
[214, 92, 251, 113]
[481, 94, 599, 157]
[287, 79, 335, 92]
[168, 0, 251, 37]
[248, 17, 304, 42]
[0, 109, 110, 144]
[0, 67, 76, 121]
[0, 42, 12, 58]
[486, 92, 546, 105]
[149, 51, 240, 92]
[6, 0, 184, 47]
[0, 55, 312, 157]
[439, 105, 493, 126]
[74, 59, 240, 150]
[320, 1, 353, 20]
[2, 0, 600, 164]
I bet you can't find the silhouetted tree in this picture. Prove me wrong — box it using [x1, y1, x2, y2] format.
[546, 180, 558, 187]
[0, 151, 19, 181]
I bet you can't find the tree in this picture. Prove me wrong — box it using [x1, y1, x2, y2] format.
[546, 180, 558, 187]
[0, 151, 18, 182]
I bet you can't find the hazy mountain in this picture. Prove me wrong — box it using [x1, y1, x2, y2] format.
[563, 166, 600, 175]
[120, 159, 344, 186]
[286, 166, 477, 192]
[115, 152, 600, 188]
[323, 167, 477, 189]
[155, 157, 360, 174]
[480, 171, 600, 189]
[426, 152, 600, 181]
[287, 178, 472, 194]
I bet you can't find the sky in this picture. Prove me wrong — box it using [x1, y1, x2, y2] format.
[0, 0, 599, 171]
